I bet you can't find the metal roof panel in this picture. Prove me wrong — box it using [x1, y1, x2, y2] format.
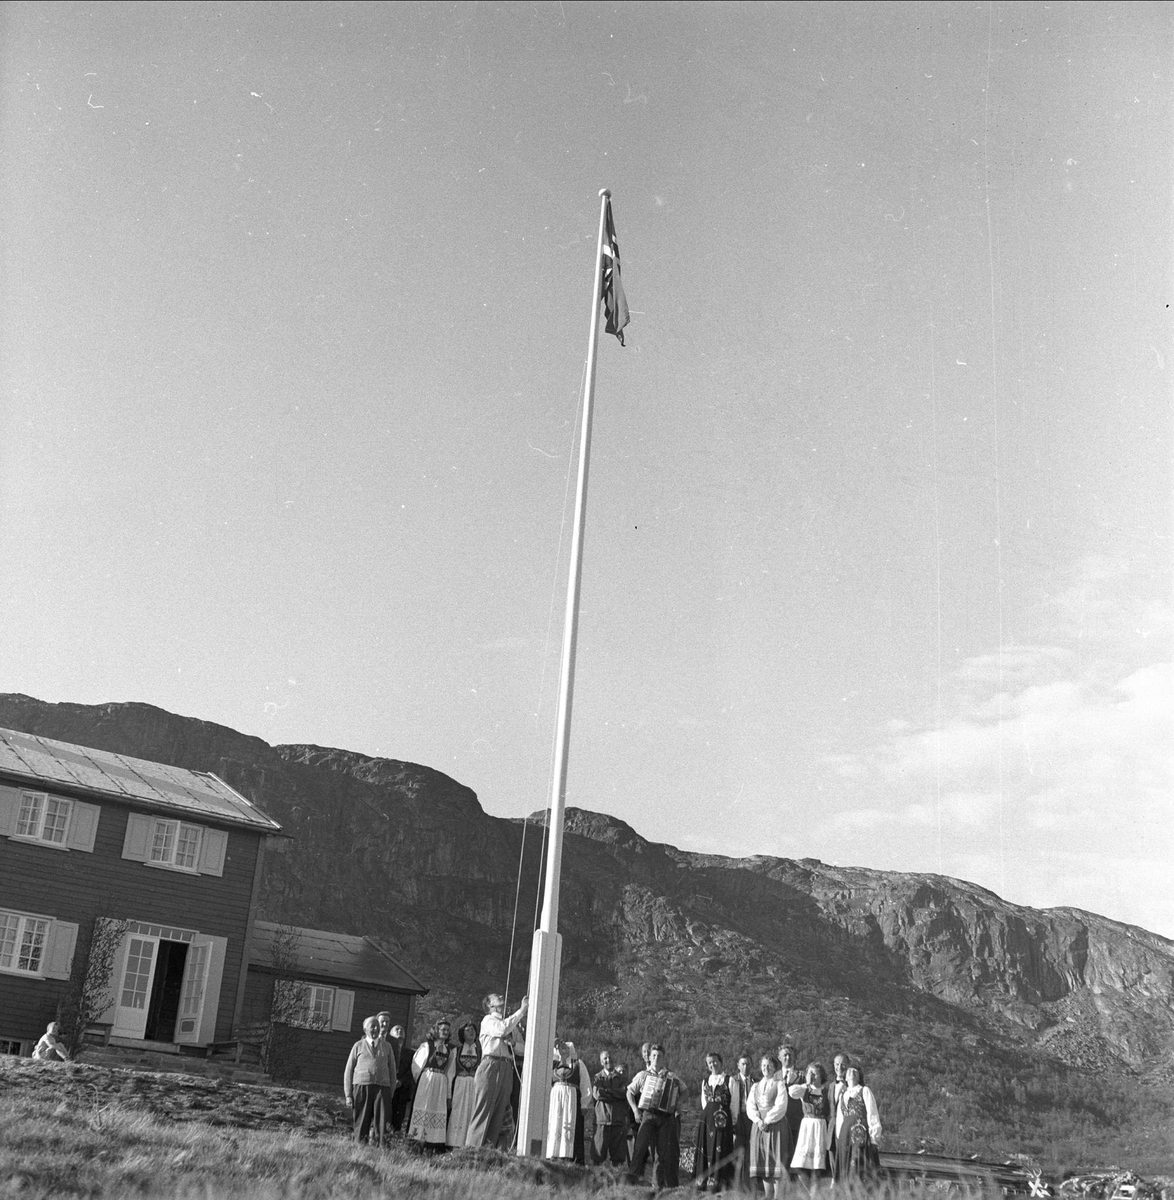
[250, 921, 427, 992]
[0, 726, 281, 831]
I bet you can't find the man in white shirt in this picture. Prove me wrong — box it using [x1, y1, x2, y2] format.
[626, 1044, 685, 1188]
[829, 1052, 851, 1154]
[464, 991, 527, 1148]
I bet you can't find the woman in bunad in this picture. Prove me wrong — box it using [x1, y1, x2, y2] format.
[546, 1040, 593, 1163]
[729, 1053, 756, 1193]
[446, 1020, 482, 1149]
[747, 1053, 791, 1199]
[789, 1062, 832, 1189]
[693, 1051, 737, 1192]
[832, 1066, 882, 1183]
[408, 1019, 456, 1150]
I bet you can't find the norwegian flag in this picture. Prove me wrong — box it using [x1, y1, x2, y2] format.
[601, 198, 630, 345]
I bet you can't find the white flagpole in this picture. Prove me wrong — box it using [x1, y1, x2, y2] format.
[516, 188, 613, 1157]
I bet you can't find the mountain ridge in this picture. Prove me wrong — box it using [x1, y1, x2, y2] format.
[1, 693, 1171, 1169]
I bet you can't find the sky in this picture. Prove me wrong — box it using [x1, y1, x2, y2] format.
[2, 2, 1171, 938]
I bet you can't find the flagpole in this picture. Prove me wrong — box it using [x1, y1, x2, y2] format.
[516, 188, 613, 1158]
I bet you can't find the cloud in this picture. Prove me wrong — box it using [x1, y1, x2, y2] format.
[822, 553, 1174, 936]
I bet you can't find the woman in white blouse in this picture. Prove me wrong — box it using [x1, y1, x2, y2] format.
[747, 1054, 791, 1199]
[832, 1065, 882, 1181]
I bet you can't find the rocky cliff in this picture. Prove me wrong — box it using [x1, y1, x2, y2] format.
[2, 694, 1172, 1165]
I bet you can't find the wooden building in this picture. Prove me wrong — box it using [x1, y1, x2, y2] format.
[240, 921, 428, 1087]
[0, 726, 281, 1056]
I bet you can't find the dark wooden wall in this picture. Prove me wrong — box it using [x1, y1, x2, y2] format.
[0, 791, 262, 1047]
[240, 967, 416, 1088]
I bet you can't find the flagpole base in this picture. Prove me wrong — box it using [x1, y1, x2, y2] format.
[516, 927, 562, 1158]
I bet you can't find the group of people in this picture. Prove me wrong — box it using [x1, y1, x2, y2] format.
[553, 1040, 882, 1193]
[345, 995, 883, 1194]
[342, 992, 529, 1151]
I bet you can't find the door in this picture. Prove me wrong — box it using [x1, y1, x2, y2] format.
[113, 935, 158, 1039]
[173, 934, 227, 1046]
[144, 940, 189, 1042]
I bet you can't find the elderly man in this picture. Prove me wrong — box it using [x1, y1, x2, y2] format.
[626, 1043, 685, 1188]
[591, 1048, 630, 1166]
[344, 1015, 394, 1146]
[464, 992, 528, 1149]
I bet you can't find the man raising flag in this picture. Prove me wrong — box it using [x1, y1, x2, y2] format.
[602, 196, 630, 345]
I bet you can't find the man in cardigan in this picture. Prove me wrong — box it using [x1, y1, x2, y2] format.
[343, 1016, 394, 1146]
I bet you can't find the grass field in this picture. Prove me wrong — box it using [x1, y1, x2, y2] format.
[2, 1059, 1171, 1199]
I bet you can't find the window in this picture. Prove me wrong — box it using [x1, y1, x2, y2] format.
[0, 787, 99, 852]
[0, 911, 49, 975]
[15, 792, 72, 845]
[273, 979, 334, 1029]
[0, 1038, 25, 1056]
[123, 813, 227, 876]
[149, 819, 203, 870]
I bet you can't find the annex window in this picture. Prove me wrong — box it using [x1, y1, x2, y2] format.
[0, 911, 49, 975]
[272, 980, 355, 1033]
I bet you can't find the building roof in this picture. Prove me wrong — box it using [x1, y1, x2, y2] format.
[0, 726, 281, 833]
[250, 921, 428, 994]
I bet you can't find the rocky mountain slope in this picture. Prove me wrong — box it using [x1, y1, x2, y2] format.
[2, 694, 1171, 1168]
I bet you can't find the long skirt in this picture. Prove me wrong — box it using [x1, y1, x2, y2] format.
[546, 1081, 583, 1161]
[408, 1069, 449, 1144]
[790, 1115, 830, 1171]
[447, 1075, 477, 1147]
[693, 1108, 735, 1190]
[833, 1121, 880, 1180]
[750, 1119, 792, 1180]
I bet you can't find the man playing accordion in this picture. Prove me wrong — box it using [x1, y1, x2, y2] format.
[626, 1043, 686, 1188]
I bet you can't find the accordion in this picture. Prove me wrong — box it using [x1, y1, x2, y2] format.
[638, 1072, 681, 1114]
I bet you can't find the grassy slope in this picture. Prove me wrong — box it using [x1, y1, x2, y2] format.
[2, 1059, 1171, 1198]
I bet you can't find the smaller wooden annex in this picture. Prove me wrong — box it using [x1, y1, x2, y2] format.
[240, 921, 427, 1087]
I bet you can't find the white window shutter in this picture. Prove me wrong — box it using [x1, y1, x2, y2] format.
[194, 936, 227, 1045]
[0, 785, 19, 836]
[43, 921, 79, 980]
[122, 813, 152, 861]
[331, 988, 355, 1032]
[198, 828, 228, 876]
[65, 801, 101, 852]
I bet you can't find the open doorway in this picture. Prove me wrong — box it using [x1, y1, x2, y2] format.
[144, 940, 189, 1042]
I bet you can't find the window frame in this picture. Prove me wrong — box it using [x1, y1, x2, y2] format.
[273, 978, 335, 1030]
[12, 791, 73, 850]
[0, 909, 52, 977]
[146, 817, 204, 872]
